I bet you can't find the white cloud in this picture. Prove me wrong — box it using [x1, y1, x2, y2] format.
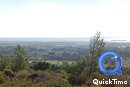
[0, 1, 130, 37]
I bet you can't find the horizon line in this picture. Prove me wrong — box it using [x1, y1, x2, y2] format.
[0, 37, 130, 38]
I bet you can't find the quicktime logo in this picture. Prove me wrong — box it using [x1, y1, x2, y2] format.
[98, 52, 122, 75]
[93, 79, 127, 85]
[92, 52, 128, 85]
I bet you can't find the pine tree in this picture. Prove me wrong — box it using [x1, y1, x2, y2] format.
[87, 31, 105, 76]
[11, 44, 29, 71]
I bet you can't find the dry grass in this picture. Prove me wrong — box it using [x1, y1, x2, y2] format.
[46, 60, 75, 65]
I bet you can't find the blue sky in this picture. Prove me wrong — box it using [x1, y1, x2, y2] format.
[0, 0, 102, 5]
[0, 0, 106, 11]
[0, 0, 130, 38]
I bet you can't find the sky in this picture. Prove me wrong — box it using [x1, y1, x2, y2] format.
[0, 0, 130, 38]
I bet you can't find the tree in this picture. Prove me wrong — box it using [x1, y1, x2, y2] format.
[79, 31, 105, 77]
[87, 31, 105, 76]
[11, 44, 29, 71]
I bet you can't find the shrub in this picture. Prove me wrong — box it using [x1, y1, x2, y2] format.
[28, 73, 39, 83]
[55, 70, 70, 79]
[68, 75, 86, 86]
[32, 61, 50, 71]
[0, 80, 33, 87]
[0, 72, 5, 84]
[44, 79, 72, 87]
[16, 70, 29, 80]
[3, 69, 14, 78]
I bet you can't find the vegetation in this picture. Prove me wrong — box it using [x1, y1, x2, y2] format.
[86, 31, 105, 76]
[32, 61, 50, 71]
[11, 44, 29, 71]
[0, 32, 130, 87]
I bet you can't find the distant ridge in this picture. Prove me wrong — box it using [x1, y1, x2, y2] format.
[0, 38, 89, 42]
[0, 37, 130, 42]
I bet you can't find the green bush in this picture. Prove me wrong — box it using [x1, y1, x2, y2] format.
[55, 70, 70, 79]
[32, 61, 50, 71]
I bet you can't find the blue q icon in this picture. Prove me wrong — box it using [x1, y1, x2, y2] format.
[98, 52, 122, 75]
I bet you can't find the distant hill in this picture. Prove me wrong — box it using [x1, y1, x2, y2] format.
[0, 37, 130, 42]
[0, 38, 89, 42]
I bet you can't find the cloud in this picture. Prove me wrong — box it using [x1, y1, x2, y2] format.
[0, 1, 130, 37]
